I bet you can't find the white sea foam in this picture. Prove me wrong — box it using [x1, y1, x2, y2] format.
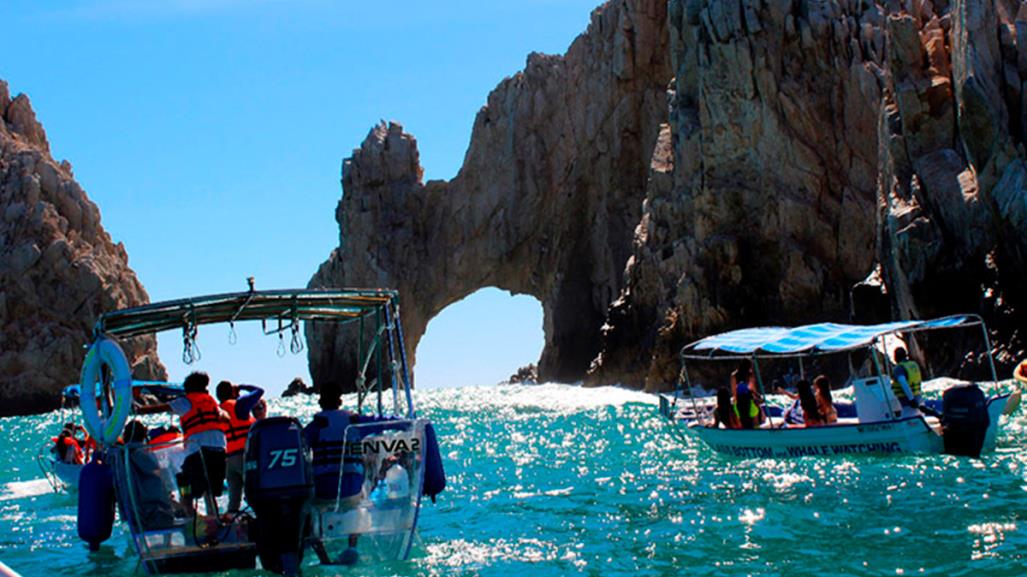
[416, 383, 656, 415]
[0, 479, 53, 502]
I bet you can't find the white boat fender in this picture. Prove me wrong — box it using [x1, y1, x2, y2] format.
[79, 336, 133, 446]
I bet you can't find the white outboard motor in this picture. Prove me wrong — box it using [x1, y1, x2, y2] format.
[941, 384, 990, 458]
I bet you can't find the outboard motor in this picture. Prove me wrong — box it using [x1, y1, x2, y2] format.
[78, 453, 115, 551]
[244, 417, 313, 576]
[941, 384, 990, 458]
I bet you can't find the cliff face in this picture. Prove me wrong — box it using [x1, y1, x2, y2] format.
[0, 81, 165, 415]
[311, 0, 1027, 391]
[308, 0, 671, 389]
[596, 0, 1027, 388]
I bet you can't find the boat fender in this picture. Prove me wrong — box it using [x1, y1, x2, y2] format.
[79, 336, 133, 446]
[77, 455, 115, 551]
[422, 423, 446, 503]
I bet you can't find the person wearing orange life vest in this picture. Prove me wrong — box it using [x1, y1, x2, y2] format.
[167, 372, 229, 513]
[52, 428, 83, 464]
[215, 380, 264, 513]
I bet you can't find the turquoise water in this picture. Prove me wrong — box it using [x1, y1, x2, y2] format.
[2, 383, 1026, 576]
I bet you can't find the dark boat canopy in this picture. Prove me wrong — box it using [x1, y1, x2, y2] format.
[681, 314, 981, 360]
[94, 288, 399, 338]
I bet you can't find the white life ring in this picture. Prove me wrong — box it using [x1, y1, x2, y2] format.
[79, 336, 133, 447]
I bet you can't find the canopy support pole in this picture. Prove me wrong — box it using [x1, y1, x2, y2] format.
[680, 360, 702, 424]
[751, 355, 774, 428]
[869, 339, 896, 420]
[979, 322, 999, 390]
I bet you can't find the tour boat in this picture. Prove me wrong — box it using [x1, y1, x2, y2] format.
[74, 286, 446, 575]
[657, 315, 1020, 458]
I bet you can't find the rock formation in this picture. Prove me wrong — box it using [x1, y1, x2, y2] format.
[311, 0, 1027, 391]
[597, 0, 1027, 389]
[0, 80, 165, 415]
[308, 0, 671, 389]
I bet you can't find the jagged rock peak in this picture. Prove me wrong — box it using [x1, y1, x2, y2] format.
[344, 121, 423, 189]
[0, 79, 165, 416]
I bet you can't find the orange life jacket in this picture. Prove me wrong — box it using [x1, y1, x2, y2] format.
[53, 435, 83, 464]
[221, 398, 254, 454]
[148, 431, 183, 450]
[180, 392, 227, 439]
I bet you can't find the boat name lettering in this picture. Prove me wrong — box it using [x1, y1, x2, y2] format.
[711, 442, 903, 458]
[346, 438, 420, 456]
[710, 444, 775, 458]
[785, 442, 902, 456]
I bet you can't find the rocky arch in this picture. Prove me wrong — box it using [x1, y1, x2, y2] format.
[307, 0, 672, 391]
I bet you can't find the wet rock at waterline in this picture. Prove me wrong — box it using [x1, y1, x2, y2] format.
[281, 377, 318, 398]
[310, 0, 1027, 393]
[0, 80, 165, 416]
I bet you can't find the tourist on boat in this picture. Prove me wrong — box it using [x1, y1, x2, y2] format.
[304, 382, 363, 502]
[216, 380, 264, 514]
[304, 382, 363, 565]
[123, 420, 178, 530]
[731, 360, 763, 428]
[711, 388, 741, 429]
[52, 428, 83, 464]
[891, 347, 924, 416]
[1014, 359, 1027, 383]
[797, 380, 825, 427]
[813, 375, 838, 424]
[159, 371, 229, 514]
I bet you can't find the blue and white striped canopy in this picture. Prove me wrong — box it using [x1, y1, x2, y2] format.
[682, 315, 976, 358]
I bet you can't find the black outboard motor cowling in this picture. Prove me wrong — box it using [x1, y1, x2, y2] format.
[941, 384, 990, 458]
[244, 417, 314, 576]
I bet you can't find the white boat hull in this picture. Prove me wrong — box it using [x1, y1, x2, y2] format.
[37, 454, 83, 491]
[664, 394, 1010, 458]
[53, 461, 83, 487]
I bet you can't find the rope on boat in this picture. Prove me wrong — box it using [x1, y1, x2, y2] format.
[182, 307, 201, 364]
[289, 316, 303, 355]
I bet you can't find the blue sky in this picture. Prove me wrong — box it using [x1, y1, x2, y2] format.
[0, 0, 600, 394]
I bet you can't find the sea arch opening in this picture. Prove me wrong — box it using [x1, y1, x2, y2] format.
[414, 287, 543, 388]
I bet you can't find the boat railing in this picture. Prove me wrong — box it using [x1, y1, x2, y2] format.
[312, 417, 427, 562]
[112, 437, 253, 574]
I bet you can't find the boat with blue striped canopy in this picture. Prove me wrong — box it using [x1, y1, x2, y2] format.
[658, 314, 1020, 458]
